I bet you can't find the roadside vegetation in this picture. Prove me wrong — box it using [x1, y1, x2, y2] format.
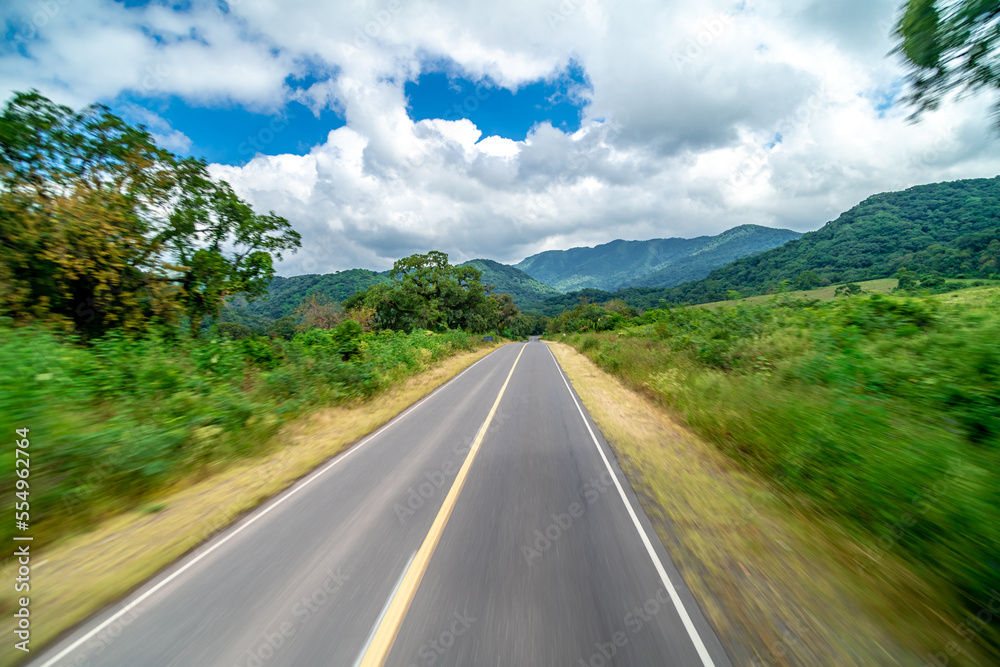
[0, 324, 485, 548]
[0, 92, 511, 553]
[558, 285, 1000, 659]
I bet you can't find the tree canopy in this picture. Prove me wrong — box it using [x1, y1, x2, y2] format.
[894, 0, 1000, 124]
[343, 251, 535, 336]
[0, 90, 301, 338]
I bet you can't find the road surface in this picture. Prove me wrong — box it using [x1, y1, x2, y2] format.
[32, 342, 733, 667]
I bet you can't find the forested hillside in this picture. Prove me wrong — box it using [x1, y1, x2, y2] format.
[458, 259, 561, 305]
[225, 269, 391, 321]
[658, 177, 1000, 304]
[514, 224, 801, 291]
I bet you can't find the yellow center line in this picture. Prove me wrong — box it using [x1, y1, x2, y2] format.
[358, 343, 527, 667]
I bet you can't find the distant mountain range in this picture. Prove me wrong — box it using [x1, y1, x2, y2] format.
[532, 176, 1000, 310]
[513, 224, 802, 291]
[222, 176, 1000, 328]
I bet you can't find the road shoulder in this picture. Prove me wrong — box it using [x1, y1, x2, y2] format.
[548, 341, 933, 666]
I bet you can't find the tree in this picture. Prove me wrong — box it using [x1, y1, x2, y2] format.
[835, 283, 863, 297]
[893, 0, 1000, 124]
[344, 251, 503, 333]
[0, 90, 301, 338]
[895, 267, 920, 290]
[794, 270, 823, 291]
[165, 157, 301, 335]
[217, 322, 252, 340]
[293, 293, 342, 330]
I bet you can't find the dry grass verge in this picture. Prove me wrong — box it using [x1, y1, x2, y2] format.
[549, 341, 989, 667]
[0, 343, 499, 667]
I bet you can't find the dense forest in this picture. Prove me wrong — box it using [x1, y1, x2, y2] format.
[458, 258, 561, 305]
[533, 178, 1000, 311]
[658, 177, 1000, 304]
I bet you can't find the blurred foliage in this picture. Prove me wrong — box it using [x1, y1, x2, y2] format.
[0, 90, 301, 339]
[0, 322, 483, 547]
[894, 0, 1000, 125]
[566, 289, 1000, 654]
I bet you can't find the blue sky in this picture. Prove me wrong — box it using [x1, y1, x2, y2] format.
[405, 62, 590, 142]
[2, 0, 998, 275]
[107, 62, 591, 165]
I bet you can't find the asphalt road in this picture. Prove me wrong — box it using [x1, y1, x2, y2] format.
[33, 342, 733, 667]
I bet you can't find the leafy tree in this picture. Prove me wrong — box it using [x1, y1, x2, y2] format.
[893, 0, 1000, 124]
[345, 251, 506, 333]
[0, 90, 300, 338]
[834, 283, 863, 297]
[217, 322, 252, 339]
[165, 157, 301, 335]
[895, 267, 920, 289]
[330, 319, 364, 360]
[268, 315, 298, 340]
[794, 270, 823, 290]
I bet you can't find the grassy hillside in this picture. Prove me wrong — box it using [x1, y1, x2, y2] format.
[458, 258, 562, 305]
[658, 177, 1000, 305]
[514, 224, 801, 291]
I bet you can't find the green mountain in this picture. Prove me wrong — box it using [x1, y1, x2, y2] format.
[226, 269, 391, 320]
[458, 259, 561, 306]
[514, 224, 802, 291]
[654, 177, 1000, 305]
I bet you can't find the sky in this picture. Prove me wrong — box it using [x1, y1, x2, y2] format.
[3, 0, 1000, 276]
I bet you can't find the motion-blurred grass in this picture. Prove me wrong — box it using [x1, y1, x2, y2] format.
[566, 287, 1000, 657]
[0, 324, 481, 548]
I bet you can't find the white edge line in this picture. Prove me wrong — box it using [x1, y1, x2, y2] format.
[546, 345, 717, 667]
[352, 550, 416, 667]
[35, 346, 507, 667]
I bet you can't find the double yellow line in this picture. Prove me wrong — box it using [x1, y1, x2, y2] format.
[358, 343, 526, 667]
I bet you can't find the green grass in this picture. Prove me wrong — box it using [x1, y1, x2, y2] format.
[566, 287, 1000, 661]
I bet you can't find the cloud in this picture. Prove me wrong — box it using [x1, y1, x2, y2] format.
[4, 0, 1000, 275]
